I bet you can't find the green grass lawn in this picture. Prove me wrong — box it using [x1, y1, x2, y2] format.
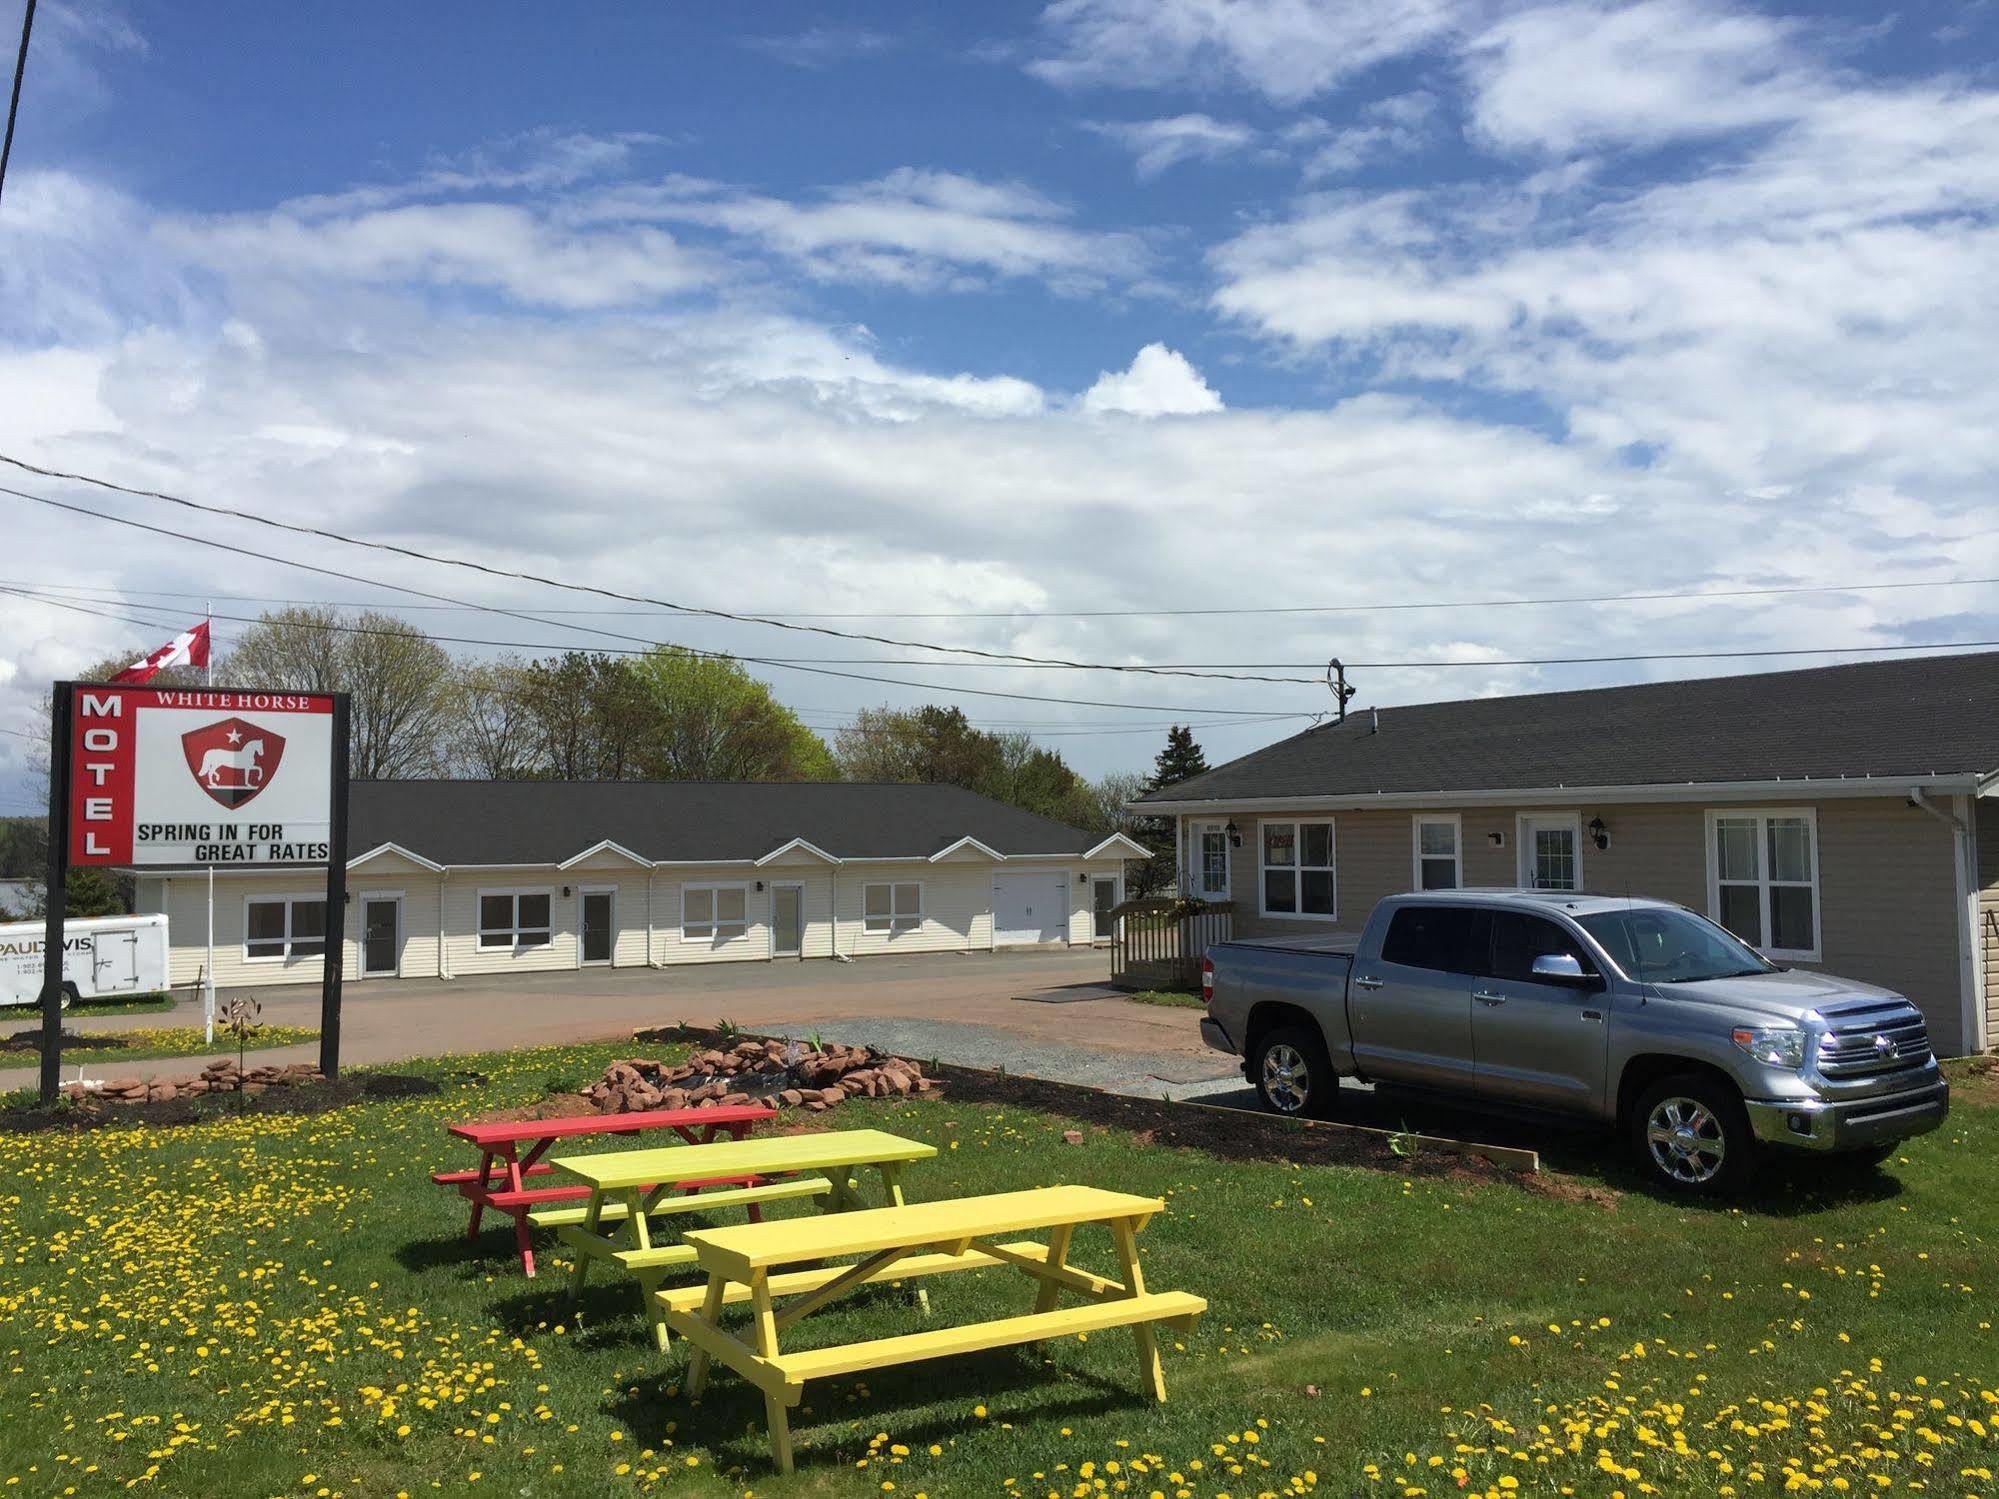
[0, 1044, 1992, 1499]
[0, 1022, 319, 1067]
[1123, 989, 1204, 1009]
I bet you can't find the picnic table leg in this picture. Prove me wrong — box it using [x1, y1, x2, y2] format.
[1034, 1223, 1075, 1315]
[749, 1272, 795, 1475]
[639, 1268, 671, 1353]
[569, 1189, 606, 1305]
[506, 1152, 536, 1277]
[1110, 1218, 1166, 1402]
[684, 1273, 728, 1399]
[466, 1149, 500, 1239]
[877, 1162, 929, 1314]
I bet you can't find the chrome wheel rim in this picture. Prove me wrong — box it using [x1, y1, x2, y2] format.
[1261, 1043, 1309, 1113]
[1646, 1096, 1727, 1184]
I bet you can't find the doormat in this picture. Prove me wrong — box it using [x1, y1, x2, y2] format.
[1013, 984, 1119, 1005]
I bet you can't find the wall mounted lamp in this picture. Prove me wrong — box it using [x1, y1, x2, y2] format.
[1224, 820, 1242, 848]
[1587, 816, 1610, 851]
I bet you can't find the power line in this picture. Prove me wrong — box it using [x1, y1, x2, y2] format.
[0, 0, 34, 209]
[13, 570, 1999, 621]
[0, 493, 1291, 715]
[6, 575, 1995, 676]
[0, 452, 1311, 684]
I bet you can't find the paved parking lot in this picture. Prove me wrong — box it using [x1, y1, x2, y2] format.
[6, 949, 1239, 1096]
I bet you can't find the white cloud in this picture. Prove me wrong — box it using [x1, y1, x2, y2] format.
[1087, 114, 1260, 178]
[1028, 0, 1458, 104]
[1294, 90, 1439, 176]
[1081, 344, 1224, 415]
[586, 168, 1150, 294]
[1464, 0, 1815, 155]
[742, 26, 897, 68]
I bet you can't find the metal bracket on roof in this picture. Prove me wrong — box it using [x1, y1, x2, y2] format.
[1326, 659, 1357, 722]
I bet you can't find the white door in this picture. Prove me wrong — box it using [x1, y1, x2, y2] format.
[993, 873, 1069, 946]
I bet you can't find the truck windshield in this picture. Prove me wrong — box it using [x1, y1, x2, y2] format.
[1575, 907, 1777, 984]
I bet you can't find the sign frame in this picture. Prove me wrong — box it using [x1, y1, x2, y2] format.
[41, 681, 352, 1102]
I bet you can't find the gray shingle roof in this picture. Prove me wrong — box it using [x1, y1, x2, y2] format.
[1139, 651, 1999, 804]
[350, 780, 1106, 865]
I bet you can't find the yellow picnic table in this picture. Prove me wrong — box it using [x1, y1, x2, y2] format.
[661, 1184, 1206, 1473]
[541, 1128, 937, 1349]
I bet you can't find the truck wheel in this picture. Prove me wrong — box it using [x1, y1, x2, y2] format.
[1251, 1025, 1335, 1120]
[1631, 1073, 1755, 1196]
[59, 982, 78, 1012]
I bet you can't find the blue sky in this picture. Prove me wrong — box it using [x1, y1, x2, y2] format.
[2, 0, 1997, 803]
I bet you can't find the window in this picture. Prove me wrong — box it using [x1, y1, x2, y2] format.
[1380, 904, 1485, 973]
[1260, 819, 1336, 918]
[1707, 809, 1819, 958]
[864, 882, 923, 935]
[1488, 912, 1597, 983]
[1412, 815, 1461, 891]
[478, 890, 552, 949]
[683, 884, 748, 940]
[244, 896, 327, 961]
[1516, 813, 1581, 892]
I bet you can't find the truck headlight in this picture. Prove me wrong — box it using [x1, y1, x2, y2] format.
[1731, 1026, 1807, 1069]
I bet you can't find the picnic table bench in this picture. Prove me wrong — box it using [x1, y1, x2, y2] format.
[660, 1184, 1205, 1473]
[435, 1104, 775, 1276]
[543, 1127, 937, 1350]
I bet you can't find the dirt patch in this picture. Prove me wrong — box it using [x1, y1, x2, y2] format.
[480, 1091, 595, 1123]
[1519, 1173, 1620, 1209]
[0, 1028, 133, 1054]
[0, 1071, 445, 1134]
[1946, 1056, 1999, 1107]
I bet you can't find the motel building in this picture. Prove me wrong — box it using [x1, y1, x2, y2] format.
[132, 780, 1145, 989]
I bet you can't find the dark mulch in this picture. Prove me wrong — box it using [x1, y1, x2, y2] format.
[0, 1072, 444, 1135]
[0, 1028, 134, 1054]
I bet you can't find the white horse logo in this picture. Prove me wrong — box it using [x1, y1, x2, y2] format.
[198, 738, 266, 787]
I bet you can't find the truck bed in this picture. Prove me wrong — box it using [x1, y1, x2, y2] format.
[1217, 933, 1359, 958]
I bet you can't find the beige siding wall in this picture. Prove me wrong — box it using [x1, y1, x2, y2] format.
[1979, 798, 1999, 1051]
[145, 855, 1127, 988]
[1188, 795, 1973, 1051]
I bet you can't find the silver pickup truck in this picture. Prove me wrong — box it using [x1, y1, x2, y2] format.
[1200, 890, 1950, 1194]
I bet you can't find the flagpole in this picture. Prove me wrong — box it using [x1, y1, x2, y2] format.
[203, 600, 215, 1045]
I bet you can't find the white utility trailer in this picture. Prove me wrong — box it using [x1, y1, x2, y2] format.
[0, 913, 171, 1008]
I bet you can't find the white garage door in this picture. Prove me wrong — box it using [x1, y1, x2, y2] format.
[993, 872, 1069, 946]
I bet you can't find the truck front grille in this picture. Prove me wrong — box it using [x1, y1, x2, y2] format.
[1815, 999, 1933, 1080]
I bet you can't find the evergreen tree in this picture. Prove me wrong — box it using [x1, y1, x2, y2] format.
[1132, 725, 1211, 896]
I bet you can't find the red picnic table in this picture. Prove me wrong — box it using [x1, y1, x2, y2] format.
[436, 1104, 776, 1276]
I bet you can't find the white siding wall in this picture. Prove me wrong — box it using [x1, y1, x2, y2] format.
[143, 855, 1130, 987]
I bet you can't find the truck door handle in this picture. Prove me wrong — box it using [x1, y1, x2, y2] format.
[1353, 975, 1383, 990]
[1472, 989, 1506, 1005]
[1580, 1008, 1604, 1022]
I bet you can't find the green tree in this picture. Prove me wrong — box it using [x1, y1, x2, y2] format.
[226, 607, 455, 778]
[629, 648, 834, 781]
[833, 705, 1098, 822]
[1133, 725, 1212, 895]
[514, 652, 656, 779]
[446, 657, 544, 777]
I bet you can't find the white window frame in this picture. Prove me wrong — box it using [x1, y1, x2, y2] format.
[1411, 813, 1463, 892]
[1187, 819, 1231, 902]
[1704, 807, 1822, 963]
[1515, 811, 1583, 893]
[1258, 817, 1337, 921]
[682, 882, 750, 942]
[243, 893, 330, 964]
[477, 887, 555, 951]
[863, 881, 924, 936]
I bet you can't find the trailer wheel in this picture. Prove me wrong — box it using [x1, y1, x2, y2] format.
[1251, 1024, 1336, 1120]
[59, 981, 78, 1011]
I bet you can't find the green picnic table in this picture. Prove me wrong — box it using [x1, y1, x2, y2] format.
[541, 1127, 937, 1348]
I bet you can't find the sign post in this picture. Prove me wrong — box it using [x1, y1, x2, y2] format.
[39, 683, 73, 1105]
[47, 681, 348, 1103]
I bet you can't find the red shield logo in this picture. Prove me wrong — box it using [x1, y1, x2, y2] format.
[181, 718, 287, 809]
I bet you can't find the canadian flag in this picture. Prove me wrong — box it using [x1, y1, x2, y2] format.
[109, 621, 212, 684]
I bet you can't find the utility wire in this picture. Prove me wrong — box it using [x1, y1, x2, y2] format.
[0, 492, 1289, 715]
[5, 575, 1995, 675]
[16, 569, 1996, 622]
[0, 0, 33, 209]
[0, 451, 1311, 683]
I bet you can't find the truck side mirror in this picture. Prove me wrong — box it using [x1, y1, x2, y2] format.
[1531, 952, 1594, 986]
